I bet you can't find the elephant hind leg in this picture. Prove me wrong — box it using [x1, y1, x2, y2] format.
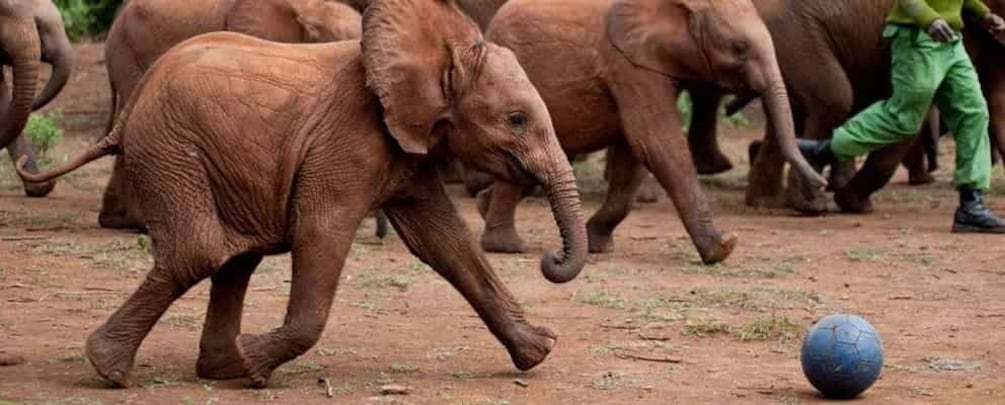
[587, 140, 646, 253]
[196, 252, 264, 380]
[86, 224, 232, 388]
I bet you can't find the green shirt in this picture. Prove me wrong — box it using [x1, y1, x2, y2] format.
[887, 0, 991, 30]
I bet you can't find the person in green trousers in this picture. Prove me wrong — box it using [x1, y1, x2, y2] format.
[799, 0, 1005, 233]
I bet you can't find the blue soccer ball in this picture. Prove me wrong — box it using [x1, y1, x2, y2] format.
[800, 314, 884, 399]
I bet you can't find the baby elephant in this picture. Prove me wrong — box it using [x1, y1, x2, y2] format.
[18, 0, 588, 388]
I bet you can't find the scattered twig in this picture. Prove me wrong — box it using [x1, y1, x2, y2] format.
[1, 235, 47, 241]
[599, 323, 640, 330]
[613, 352, 682, 364]
[637, 331, 673, 341]
[317, 377, 335, 398]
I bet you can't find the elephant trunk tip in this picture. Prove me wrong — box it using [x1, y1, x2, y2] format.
[540, 248, 586, 284]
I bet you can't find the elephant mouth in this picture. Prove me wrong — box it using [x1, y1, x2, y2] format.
[504, 151, 541, 187]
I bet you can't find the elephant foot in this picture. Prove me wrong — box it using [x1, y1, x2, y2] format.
[196, 348, 246, 380]
[586, 221, 614, 253]
[85, 328, 135, 388]
[908, 172, 935, 186]
[506, 324, 557, 371]
[98, 211, 147, 232]
[786, 185, 828, 215]
[697, 233, 738, 265]
[695, 153, 734, 175]
[744, 193, 786, 209]
[23, 181, 55, 198]
[834, 191, 874, 214]
[235, 334, 279, 389]
[788, 198, 829, 215]
[481, 225, 527, 253]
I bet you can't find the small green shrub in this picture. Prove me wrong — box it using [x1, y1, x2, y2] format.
[54, 0, 123, 41]
[25, 111, 63, 156]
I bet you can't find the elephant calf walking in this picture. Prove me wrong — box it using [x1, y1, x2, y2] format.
[17, 0, 588, 389]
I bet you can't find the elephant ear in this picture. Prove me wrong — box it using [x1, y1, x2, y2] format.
[361, 0, 482, 154]
[298, 1, 362, 42]
[606, 0, 705, 77]
[226, 0, 309, 42]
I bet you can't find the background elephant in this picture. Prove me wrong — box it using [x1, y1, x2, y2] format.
[476, 0, 827, 265]
[337, 0, 507, 30]
[0, 0, 73, 197]
[98, 0, 362, 230]
[686, 0, 1005, 214]
[17, 0, 588, 389]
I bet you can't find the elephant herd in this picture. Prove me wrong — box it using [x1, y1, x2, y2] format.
[0, 0, 999, 390]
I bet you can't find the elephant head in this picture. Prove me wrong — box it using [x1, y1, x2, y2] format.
[226, 0, 362, 43]
[362, 0, 588, 283]
[606, 0, 827, 194]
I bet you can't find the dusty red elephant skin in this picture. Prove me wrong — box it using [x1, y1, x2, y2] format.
[15, 0, 588, 390]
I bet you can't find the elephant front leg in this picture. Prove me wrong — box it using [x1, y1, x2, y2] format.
[615, 84, 736, 263]
[385, 178, 556, 370]
[480, 180, 533, 253]
[687, 87, 733, 175]
[235, 220, 354, 388]
[588, 141, 646, 253]
[745, 131, 786, 208]
[196, 253, 263, 380]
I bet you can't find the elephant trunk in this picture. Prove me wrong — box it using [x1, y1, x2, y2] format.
[4, 24, 42, 149]
[32, 41, 73, 110]
[753, 45, 828, 195]
[532, 145, 588, 284]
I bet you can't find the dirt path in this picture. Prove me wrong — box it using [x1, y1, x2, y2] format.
[1, 43, 1003, 405]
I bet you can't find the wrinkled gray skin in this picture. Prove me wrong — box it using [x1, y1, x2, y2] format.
[686, 0, 1005, 214]
[0, 0, 73, 197]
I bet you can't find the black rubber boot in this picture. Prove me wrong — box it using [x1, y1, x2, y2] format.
[797, 139, 836, 173]
[953, 189, 1005, 234]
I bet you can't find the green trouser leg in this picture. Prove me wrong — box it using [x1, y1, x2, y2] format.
[830, 24, 991, 190]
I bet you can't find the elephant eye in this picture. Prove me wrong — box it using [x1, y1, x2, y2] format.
[506, 111, 528, 131]
[731, 41, 749, 57]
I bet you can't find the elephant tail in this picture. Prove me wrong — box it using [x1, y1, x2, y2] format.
[15, 133, 120, 183]
[15, 102, 127, 183]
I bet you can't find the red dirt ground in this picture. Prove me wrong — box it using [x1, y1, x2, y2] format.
[1, 42, 1003, 405]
